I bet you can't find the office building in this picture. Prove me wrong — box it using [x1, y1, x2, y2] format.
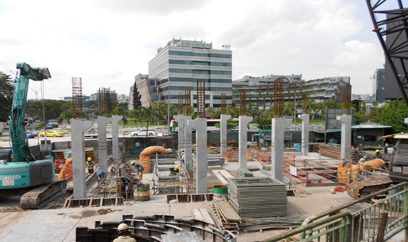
[149, 38, 232, 108]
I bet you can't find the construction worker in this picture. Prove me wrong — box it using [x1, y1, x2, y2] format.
[113, 223, 136, 242]
[131, 162, 144, 180]
[169, 165, 180, 175]
[86, 157, 95, 174]
[358, 156, 367, 164]
[374, 149, 383, 159]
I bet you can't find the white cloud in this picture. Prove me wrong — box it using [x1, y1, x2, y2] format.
[0, 0, 384, 100]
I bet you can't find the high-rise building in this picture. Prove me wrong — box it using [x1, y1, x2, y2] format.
[372, 68, 385, 103]
[149, 38, 232, 108]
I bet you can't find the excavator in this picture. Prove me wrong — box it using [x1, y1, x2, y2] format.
[0, 62, 66, 209]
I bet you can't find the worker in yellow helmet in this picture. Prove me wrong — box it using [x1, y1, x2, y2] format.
[85, 157, 95, 174]
[113, 223, 136, 242]
[374, 149, 382, 159]
[169, 165, 180, 175]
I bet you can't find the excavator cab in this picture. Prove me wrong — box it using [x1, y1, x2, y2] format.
[389, 134, 408, 183]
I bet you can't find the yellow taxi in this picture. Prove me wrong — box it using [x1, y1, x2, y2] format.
[39, 130, 65, 137]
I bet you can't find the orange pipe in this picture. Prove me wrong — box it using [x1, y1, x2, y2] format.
[139, 146, 168, 173]
[338, 159, 385, 184]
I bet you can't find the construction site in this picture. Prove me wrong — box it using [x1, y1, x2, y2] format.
[1, 69, 408, 242]
[3, 2, 408, 241]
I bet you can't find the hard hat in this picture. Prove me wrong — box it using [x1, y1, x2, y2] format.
[181, 149, 185, 152]
[118, 223, 128, 231]
[175, 165, 179, 170]
[98, 171, 104, 177]
[363, 156, 367, 159]
[87, 157, 92, 161]
[131, 161, 135, 166]
[376, 149, 380, 152]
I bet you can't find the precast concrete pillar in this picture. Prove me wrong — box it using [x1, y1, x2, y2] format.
[220, 114, 231, 156]
[238, 116, 253, 169]
[300, 114, 310, 156]
[98, 116, 112, 173]
[184, 116, 193, 175]
[112, 115, 123, 159]
[188, 118, 207, 194]
[272, 118, 285, 182]
[337, 115, 352, 163]
[175, 115, 185, 152]
[71, 119, 93, 199]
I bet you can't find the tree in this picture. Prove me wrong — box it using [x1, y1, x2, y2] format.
[152, 102, 167, 125]
[132, 83, 141, 110]
[0, 72, 14, 122]
[26, 100, 71, 122]
[105, 91, 112, 115]
[136, 106, 156, 136]
[283, 101, 295, 117]
[207, 107, 221, 119]
[117, 102, 129, 116]
[226, 105, 239, 118]
[380, 99, 408, 133]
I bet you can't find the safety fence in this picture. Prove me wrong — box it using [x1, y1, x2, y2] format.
[265, 182, 408, 242]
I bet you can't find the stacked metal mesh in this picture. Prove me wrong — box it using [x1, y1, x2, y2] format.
[228, 177, 287, 219]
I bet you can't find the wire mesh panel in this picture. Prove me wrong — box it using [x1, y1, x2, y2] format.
[240, 89, 247, 116]
[274, 77, 285, 117]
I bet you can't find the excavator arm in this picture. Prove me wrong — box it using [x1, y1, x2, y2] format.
[10, 62, 51, 162]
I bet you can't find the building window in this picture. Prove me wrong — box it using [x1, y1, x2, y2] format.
[362, 135, 376, 142]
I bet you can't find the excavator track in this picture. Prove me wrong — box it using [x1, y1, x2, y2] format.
[20, 180, 67, 209]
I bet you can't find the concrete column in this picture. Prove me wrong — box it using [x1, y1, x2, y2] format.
[111, 115, 123, 159]
[300, 114, 310, 156]
[337, 115, 352, 163]
[71, 119, 92, 199]
[184, 116, 193, 175]
[220, 114, 231, 156]
[238, 116, 253, 169]
[98, 116, 112, 173]
[174, 115, 185, 152]
[188, 118, 207, 194]
[272, 118, 285, 182]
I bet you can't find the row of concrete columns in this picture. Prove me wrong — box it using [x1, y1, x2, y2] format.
[71, 113, 352, 198]
[72, 115, 122, 199]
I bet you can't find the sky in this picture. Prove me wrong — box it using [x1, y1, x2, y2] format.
[0, 0, 388, 100]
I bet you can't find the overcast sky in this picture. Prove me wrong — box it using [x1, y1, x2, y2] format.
[0, 0, 386, 100]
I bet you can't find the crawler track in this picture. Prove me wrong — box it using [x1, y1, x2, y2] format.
[20, 180, 67, 209]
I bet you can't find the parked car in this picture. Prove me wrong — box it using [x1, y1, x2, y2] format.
[39, 130, 65, 137]
[45, 123, 58, 129]
[131, 129, 156, 136]
[27, 131, 38, 138]
[84, 127, 98, 138]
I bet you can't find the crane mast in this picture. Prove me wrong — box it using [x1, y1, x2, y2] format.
[366, 0, 408, 106]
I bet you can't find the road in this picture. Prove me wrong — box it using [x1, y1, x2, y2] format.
[0, 126, 170, 148]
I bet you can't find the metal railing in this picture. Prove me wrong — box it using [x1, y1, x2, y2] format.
[265, 182, 408, 242]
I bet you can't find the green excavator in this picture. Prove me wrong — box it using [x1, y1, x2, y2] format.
[0, 62, 66, 209]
